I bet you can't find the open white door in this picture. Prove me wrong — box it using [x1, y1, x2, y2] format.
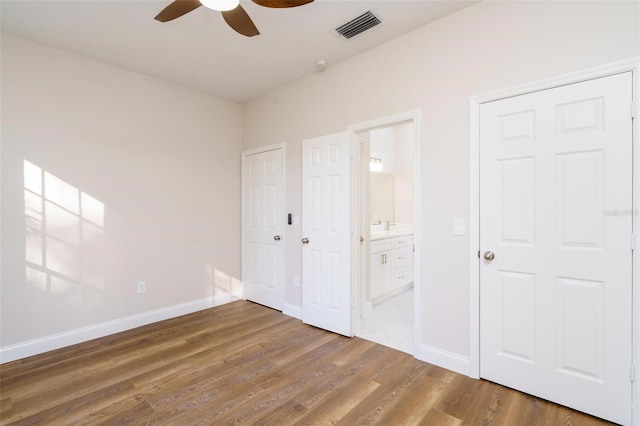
[302, 132, 352, 336]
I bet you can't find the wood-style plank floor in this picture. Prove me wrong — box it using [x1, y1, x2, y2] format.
[0, 300, 615, 425]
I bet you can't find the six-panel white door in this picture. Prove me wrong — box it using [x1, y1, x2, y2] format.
[479, 73, 633, 424]
[302, 132, 352, 336]
[242, 147, 284, 311]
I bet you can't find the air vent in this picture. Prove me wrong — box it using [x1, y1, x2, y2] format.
[335, 11, 381, 39]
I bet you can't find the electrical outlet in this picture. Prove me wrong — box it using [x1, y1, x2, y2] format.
[137, 281, 146, 294]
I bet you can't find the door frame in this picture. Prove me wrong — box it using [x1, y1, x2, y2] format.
[241, 143, 286, 309]
[348, 109, 422, 355]
[468, 58, 639, 423]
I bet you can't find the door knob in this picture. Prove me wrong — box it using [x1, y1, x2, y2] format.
[483, 251, 495, 261]
[302, 238, 309, 244]
[274, 235, 281, 241]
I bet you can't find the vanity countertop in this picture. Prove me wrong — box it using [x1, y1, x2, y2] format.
[370, 231, 413, 241]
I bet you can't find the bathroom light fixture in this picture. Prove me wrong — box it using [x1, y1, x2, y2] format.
[200, 0, 239, 11]
[370, 157, 383, 172]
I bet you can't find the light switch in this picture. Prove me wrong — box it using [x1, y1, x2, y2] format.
[453, 218, 465, 236]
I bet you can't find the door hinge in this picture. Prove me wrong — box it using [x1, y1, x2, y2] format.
[477, 250, 480, 259]
[632, 233, 636, 251]
[631, 364, 635, 382]
[632, 101, 636, 119]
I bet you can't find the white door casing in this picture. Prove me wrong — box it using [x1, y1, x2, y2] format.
[242, 145, 285, 311]
[302, 132, 352, 336]
[348, 110, 422, 356]
[479, 73, 632, 424]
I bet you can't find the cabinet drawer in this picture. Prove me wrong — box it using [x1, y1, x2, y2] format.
[393, 247, 406, 267]
[393, 266, 407, 287]
[392, 236, 407, 248]
[370, 238, 393, 253]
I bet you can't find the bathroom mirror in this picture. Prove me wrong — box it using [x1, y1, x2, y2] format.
[370, 172, 394, 225]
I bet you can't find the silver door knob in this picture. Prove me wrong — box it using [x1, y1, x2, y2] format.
[302, 238, 309, 244]
[274, 235, 281, 241]
[483, 251, 495, 261]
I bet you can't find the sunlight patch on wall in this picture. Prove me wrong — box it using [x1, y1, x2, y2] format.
[23, 160, 105, 308]
[204, 263, 243, 304]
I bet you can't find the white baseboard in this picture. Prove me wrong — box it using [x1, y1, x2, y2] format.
[283, 302, 302, 320]
[417, 344, 470, 376]
[0, 294, 238, 364]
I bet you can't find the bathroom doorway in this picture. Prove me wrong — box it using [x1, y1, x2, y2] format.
[351, 112, 420, 355]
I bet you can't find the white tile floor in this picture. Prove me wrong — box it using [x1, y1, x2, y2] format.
[358, 287, 414, 354]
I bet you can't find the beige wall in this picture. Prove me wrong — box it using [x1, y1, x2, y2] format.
[242, 1, 640, 358]
[1, 35, 243, 347]
[393, 122, 414, 225]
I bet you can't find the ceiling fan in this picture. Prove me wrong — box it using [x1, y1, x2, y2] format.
[154, 0, 314, 37]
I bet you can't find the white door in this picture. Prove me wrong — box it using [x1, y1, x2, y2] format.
[302, 132, 352, 336]
[480, 73, 633, 424]
[242, 147, 284, 311]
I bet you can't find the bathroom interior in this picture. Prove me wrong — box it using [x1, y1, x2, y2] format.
[358, 121, 415, 354]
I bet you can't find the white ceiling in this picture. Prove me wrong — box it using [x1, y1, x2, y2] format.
[1, 0, 476, 103]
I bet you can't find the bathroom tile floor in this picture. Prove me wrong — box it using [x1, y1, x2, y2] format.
[358, 287, 414, 354]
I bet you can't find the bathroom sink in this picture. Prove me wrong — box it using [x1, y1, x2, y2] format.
[370, 229, 412, 240]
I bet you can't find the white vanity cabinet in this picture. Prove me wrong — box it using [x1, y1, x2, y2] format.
[369, 234, 414, 302]
[370, 238, 393, 300]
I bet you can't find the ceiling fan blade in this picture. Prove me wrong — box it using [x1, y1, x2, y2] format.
[222, 5, 260, 37]
[155, 0, 202, 22]
[251, 0, 313, 8]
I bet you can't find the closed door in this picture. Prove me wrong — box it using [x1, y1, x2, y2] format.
[242, 147, 284, 311]
[302, 132, 352, 336]
[479, 73, 632, 424]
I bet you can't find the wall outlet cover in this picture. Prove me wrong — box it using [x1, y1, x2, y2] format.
[453, 218, 465, 236]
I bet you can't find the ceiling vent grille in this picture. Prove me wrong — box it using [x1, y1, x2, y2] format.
[335, 11, 381, 39]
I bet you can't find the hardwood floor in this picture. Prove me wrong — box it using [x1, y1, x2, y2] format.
[1, 300, 615, 425]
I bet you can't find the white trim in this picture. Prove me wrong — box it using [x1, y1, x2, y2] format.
[347, 109, 422, 357]
[631, 61, 640, 426]
[0, 295, 237, 364]
[283, 302, 302, 320]
[469, 58, 640, 424]
[468, 96, 481, 379]
[241, 143, 286, 157]
[240, 143, 286, 311]
[418, 344, 470, 376]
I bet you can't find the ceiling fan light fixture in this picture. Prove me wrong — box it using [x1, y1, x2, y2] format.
[200, 0, 239, 12]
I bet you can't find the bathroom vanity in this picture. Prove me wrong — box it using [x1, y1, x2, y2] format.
[369, 232, 414, 304]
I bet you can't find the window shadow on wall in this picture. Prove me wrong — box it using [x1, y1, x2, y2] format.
[23, 160, 105, 308]
[204, 263, 243, 305]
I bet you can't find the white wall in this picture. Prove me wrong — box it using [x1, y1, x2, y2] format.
[370, 127, 395, 174]
[1, 35, 243, 354]
[241, 1, 640, 360]
[393, 122, 414, 225]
